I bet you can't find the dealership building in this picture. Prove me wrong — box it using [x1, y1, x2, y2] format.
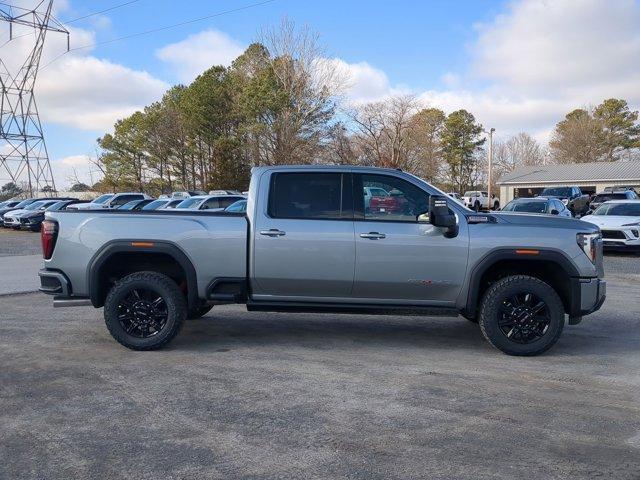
[497, 160, 640, 204]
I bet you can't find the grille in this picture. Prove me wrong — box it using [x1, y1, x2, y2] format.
[602, 230, 626, 240]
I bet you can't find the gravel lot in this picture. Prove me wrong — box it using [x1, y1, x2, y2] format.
[0, 228, 42, 257]
[1, 233, 640, 479]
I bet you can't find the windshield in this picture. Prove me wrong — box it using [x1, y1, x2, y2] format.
[15, 199, 35, 208]
[542, 187, 572, 197]
[119, 200, 141, 210]
[593, 203, 640, 216]
[142, 199, 168, 210]
[24, 201, 48, 211]
[45, 201, 68, 211]
[502, 200, 547, 213]
[92, 194, 114, 204]
[225, 200, 247, 212]
[176, 197, 204, 209]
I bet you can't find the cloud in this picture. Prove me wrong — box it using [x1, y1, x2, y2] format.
[340, 0, 640, 141]
[156, 30, 246, 82]
[50, 154, 99, 189]
[0, 21, 168, 133]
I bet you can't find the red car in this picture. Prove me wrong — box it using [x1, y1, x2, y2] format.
[369, 190, 409, 214]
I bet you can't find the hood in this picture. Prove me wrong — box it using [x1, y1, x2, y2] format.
[3, 208, 28, 218]
[581, 215, 640, 228]
[493, 212, 598, 232]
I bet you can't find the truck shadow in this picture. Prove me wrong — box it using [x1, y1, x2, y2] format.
[177, 313, 488, 352]
[173, 310, 633, 357]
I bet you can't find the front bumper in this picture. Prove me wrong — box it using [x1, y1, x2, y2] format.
[569, 277, 606, 321]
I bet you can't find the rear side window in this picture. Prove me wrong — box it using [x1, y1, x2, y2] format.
[218, 196, 244, 208]
[268, 172, 351, 220]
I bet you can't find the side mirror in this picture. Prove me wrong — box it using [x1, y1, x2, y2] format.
[429, 195, 458, 238]
[550, 209, 559, 215]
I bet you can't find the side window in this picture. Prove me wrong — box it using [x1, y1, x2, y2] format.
[218, 197, 241, 208]
[111, 195, 138, 207]
[359, 174, 430, 222]
[268, 172, 350, 220]
[200, 198, 221, 210]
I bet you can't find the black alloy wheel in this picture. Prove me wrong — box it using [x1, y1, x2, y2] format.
[104, 271, 187, 350]
[497, 292, 551, 344]
[478, 275, 564, 356]
[117, 288, 168, 338]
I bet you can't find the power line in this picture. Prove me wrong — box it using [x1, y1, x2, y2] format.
[64, 0, 141, 25]
[40, 0, 276, 71]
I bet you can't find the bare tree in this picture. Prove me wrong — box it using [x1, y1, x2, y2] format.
[347, 95, 421, 171]
[259, 18, 345, 164]
[494, 132, 545, 175]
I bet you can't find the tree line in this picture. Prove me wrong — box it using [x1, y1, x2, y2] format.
[62, 22, 640, 196]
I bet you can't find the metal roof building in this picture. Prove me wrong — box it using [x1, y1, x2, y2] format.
[496, 161, 640, 203]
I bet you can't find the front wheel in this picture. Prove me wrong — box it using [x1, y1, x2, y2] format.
[478, 275, 564, 356]
[104, 271, 187, 350]
[474, 201, 480, 212]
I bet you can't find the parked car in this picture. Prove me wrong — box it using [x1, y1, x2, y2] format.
[175, 194, 245, 211]
[462, 191, 499, 211]
[1, 198, 64, 225]
[117, 199, 156, 211]
[3, 199, 64, 229]
[588, 191, 638, 213]
[500, 197, 572, 217]
[224, 199, 247, 213]
[17, 199, 83, 232]
[0, 200, 22, 223]
[39, 165, 605, 356]
[142, 199, 173, 211]
[540, 186, 590, 217]
[363, 186, 389, 212]
[159, 199, 183, 209]
[602, 186, 637, 195]
[72, 193, 151, 210]
[171, 191, 207, 200]
[581, 200, 640, 252]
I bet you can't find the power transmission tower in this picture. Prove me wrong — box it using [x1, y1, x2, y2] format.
[0, 1, 68, 196]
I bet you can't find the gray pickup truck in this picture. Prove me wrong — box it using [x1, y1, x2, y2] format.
[39, 166, 606, 356]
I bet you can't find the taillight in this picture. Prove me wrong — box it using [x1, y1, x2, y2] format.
[41, 220, 58, 260]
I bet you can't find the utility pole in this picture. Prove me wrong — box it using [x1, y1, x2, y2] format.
[485, 127, 495, 201]
[0, 1, 69, 196]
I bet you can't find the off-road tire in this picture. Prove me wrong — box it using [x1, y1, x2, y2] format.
[188, 304, 213, 320]
[478, 275, 564, 356]
[492, 201, 500, 211]
[104, 271, 187, 351]
[474, 201, 480, 212]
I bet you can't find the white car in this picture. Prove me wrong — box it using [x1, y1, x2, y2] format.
[174, 194, 246, 211]
[2, 199, 61, 228]
[71, 193, 150, 210]
[581, 200, 640, 252]
[462, 191, 500, 211]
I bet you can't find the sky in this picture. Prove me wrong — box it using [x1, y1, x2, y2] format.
[1, 0, 640, 189]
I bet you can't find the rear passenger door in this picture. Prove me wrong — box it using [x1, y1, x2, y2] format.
[252, 171, 355, 299]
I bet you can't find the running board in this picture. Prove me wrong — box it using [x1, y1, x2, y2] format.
[246, 301, 459, 317]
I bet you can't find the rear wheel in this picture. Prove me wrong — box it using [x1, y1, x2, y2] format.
[104, 271, 187, 350]
[478, 275, 564, 356]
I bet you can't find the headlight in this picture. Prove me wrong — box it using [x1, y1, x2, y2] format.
[562, 199, 569, 205]
[577, 232, 600, 264]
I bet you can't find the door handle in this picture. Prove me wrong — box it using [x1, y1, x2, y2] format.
[360, 232, 386, 240]
[260, 229, 286, 237]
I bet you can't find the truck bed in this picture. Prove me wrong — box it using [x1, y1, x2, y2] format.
[44, 210, 248, 299]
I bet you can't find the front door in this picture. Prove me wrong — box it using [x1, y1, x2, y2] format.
[353, 173, 469, 305]
[252, 171, 356, 299]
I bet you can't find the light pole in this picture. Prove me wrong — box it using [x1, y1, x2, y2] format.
[484, 128, 495, 201]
